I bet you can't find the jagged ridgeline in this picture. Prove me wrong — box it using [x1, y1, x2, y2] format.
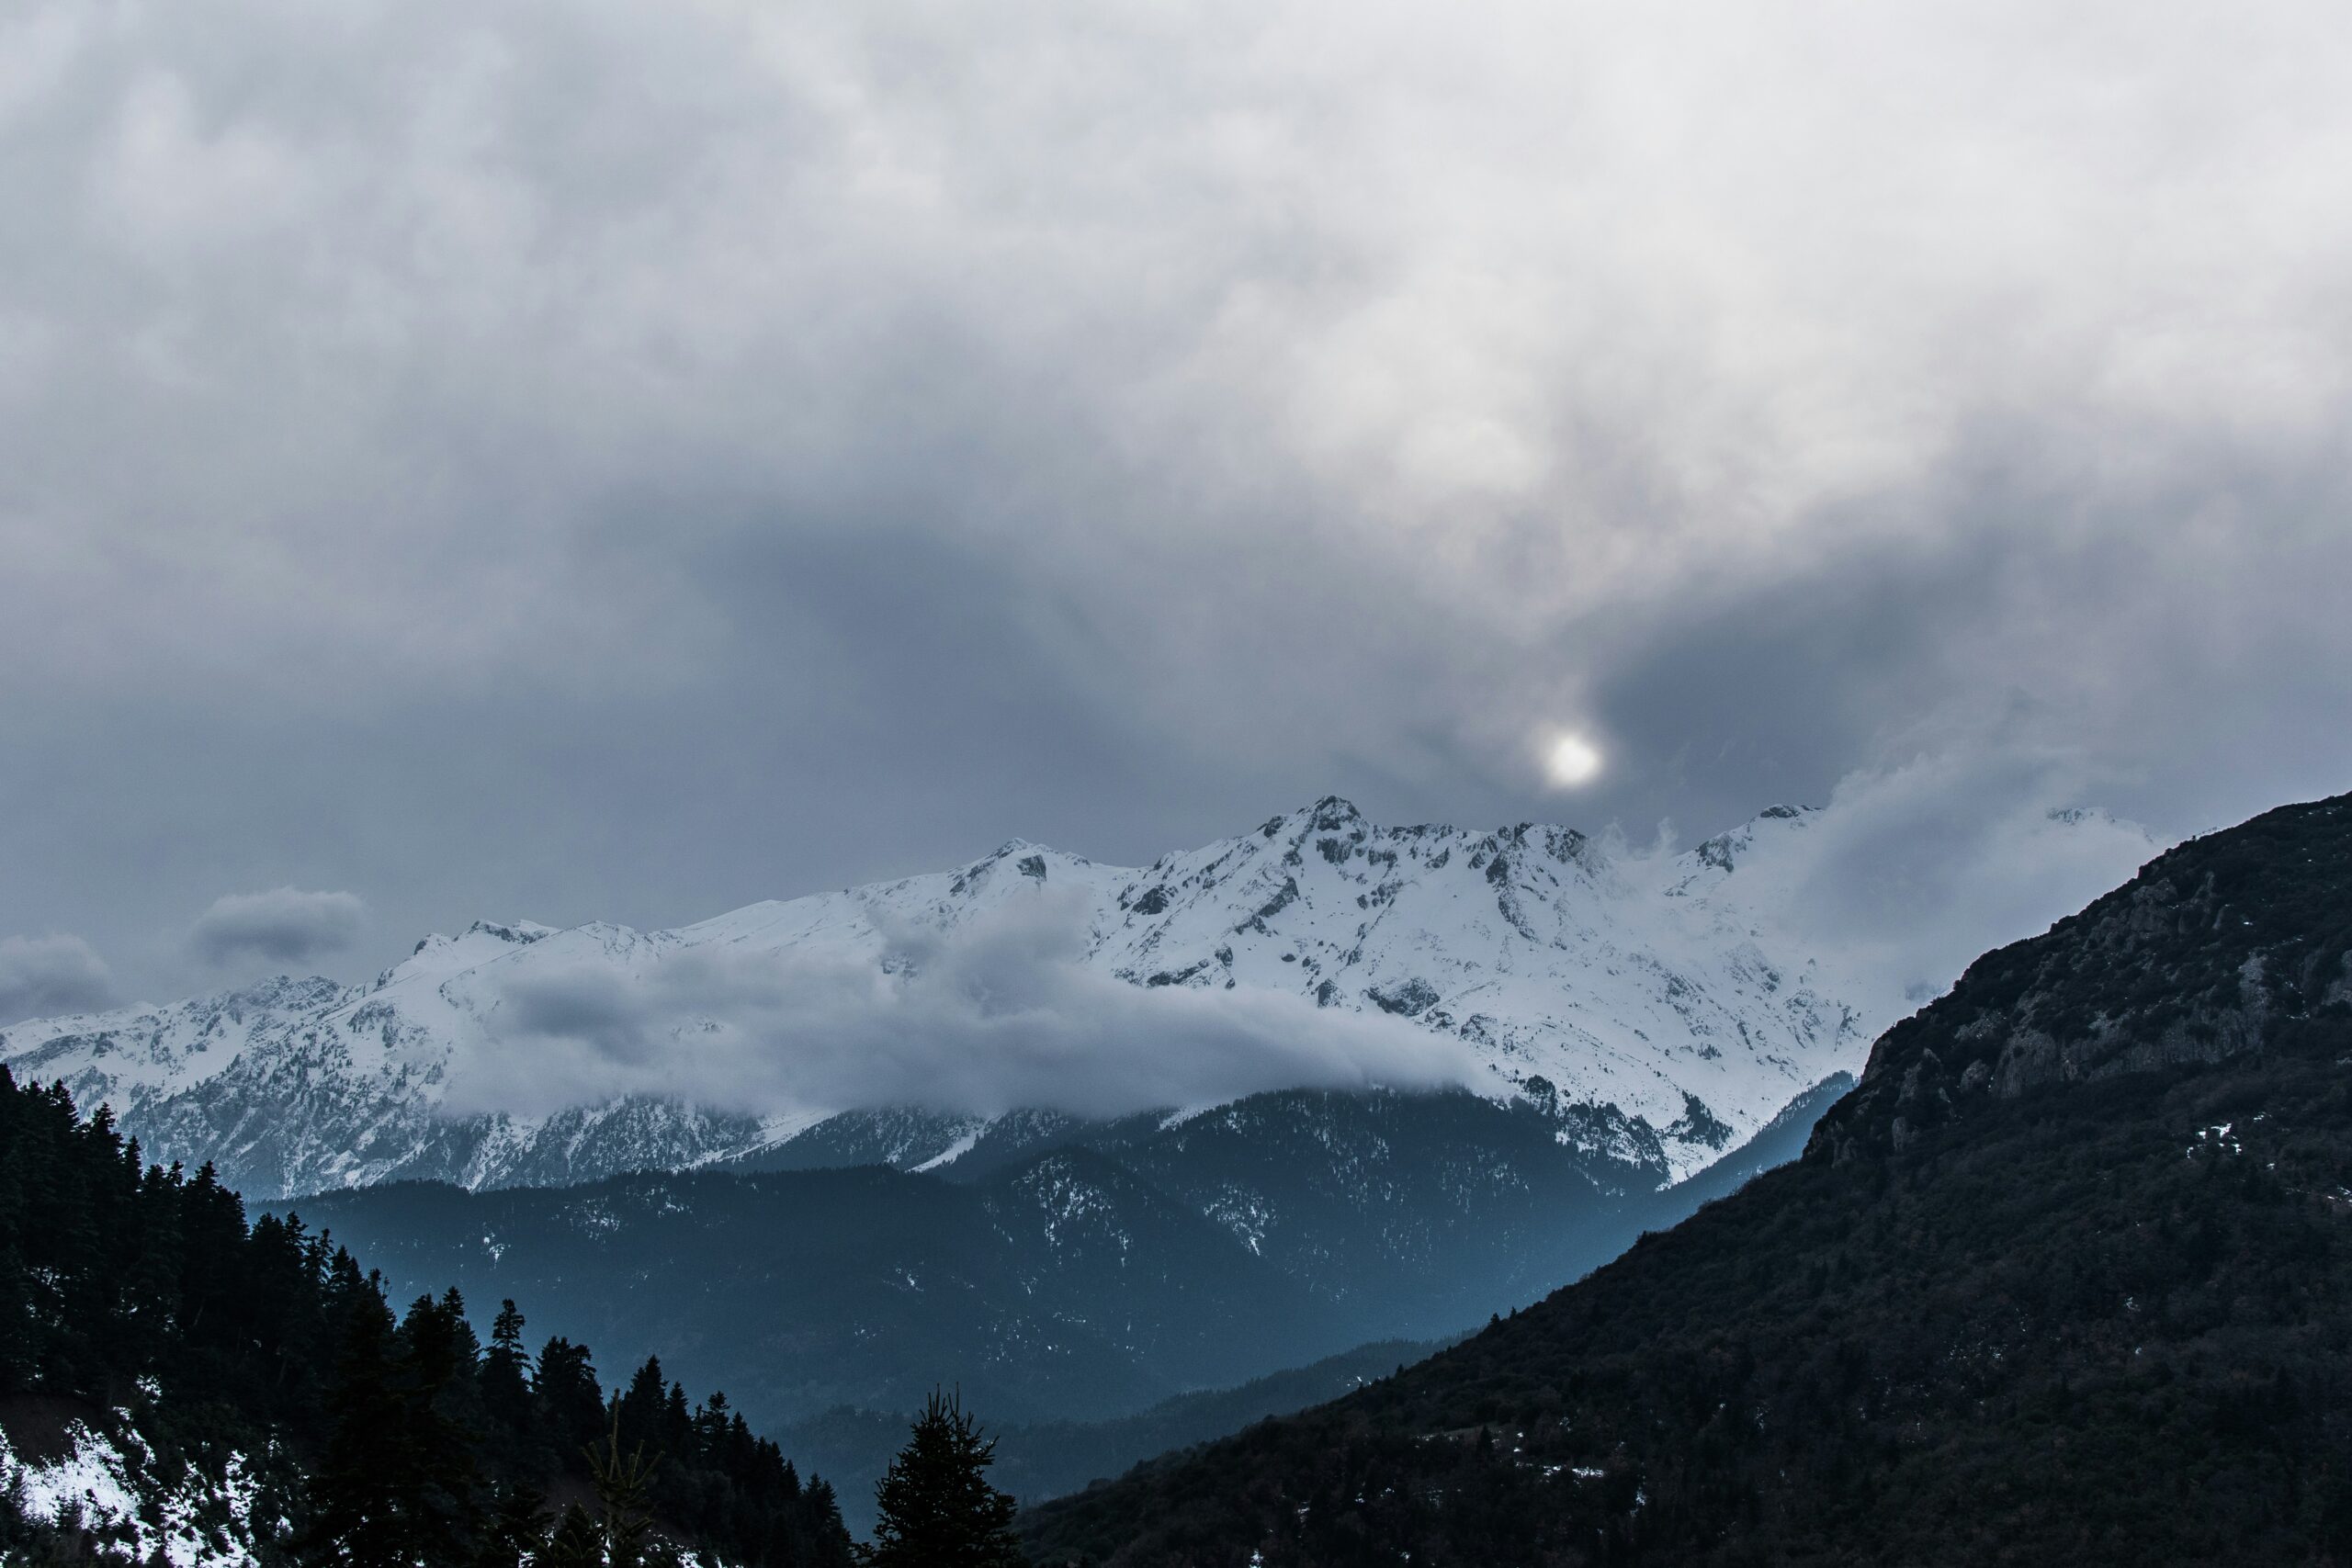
[0, 797, 1932, 1201]
[0, 1069, 855, 1567]
[1022, 791, 2352, 1566]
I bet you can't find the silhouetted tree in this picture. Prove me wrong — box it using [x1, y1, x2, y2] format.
[863, 1390, 1025, 1568]
[399, 1287, 489, 1563]
[536, 1337, 607, 1463]
[481, 1299, 533, 1446]
[587, 1393, 662, 1567]
[545, 1504, 605, 1567]
[299, 1269, 413, 1565]
[479, 1479, 550, 1568]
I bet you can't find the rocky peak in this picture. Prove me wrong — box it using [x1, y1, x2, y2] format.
[1810, 790, 2352, 1164]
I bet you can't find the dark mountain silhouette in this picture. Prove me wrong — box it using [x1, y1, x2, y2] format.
[1023, 790, 2352, 1566]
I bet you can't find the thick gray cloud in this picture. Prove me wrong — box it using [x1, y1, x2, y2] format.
[1, 0, 2347, 1002]
[0, 935, 115, 1024]
[1657, 750, 2167, 1008]
[459, 890, 1478, 1121]
[187, 889, 368, 969]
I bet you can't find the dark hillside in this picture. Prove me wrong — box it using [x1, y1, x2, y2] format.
[288, 1079, 1824, 1437]
[1023, 791, 2352, 1567]
[781, 1337, 1448, 1536]
[0, 1069, 855, 1566]
[290, 1149, 1342, 1430]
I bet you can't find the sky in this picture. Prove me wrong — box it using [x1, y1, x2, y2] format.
[2, 0, 2348, 1017]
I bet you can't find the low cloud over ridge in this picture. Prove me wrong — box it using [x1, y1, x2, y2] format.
[453, 887, 1482, 1122]
[188, 888, 368, 969]
[436, 755, 2166, 1128]
[1655, 750, 2168, 1011]
[0, 934, 115, 1025]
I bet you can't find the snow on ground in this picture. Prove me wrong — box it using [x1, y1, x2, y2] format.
[3, 1416, 261, 1566]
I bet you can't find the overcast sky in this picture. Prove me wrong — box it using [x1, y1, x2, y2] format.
[3, 0, 2348, 1014]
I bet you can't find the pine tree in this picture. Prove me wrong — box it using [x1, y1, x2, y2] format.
[586, 1393, 660, 1567]
[299, 1269, 413, 1565]
[484, 1301, 529, 1392]
[534, 1337, 606, 1464]
[661, 1381, 693, 1463]
[397, 1288, 489, 1565]
[481, 1299, 534, 1458]
[862, 1390, 1025, 1568]
[544, 1505, 604, 1567]
[619, 1356, 667, 1452]
[477, 1480, 550, 1568]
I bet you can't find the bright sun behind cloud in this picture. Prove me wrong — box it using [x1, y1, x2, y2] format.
[1543, 731, 1604, 790]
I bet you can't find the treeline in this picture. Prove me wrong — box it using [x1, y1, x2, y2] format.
[0, 1066, 854, 1566]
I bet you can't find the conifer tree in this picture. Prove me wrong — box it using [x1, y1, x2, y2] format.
[535, 1337, 607, 1462]
[300, 1273, 413, 1565]
[862, 1390, 1025, 1568]
[478, 1480, 551, 1568]
[485, 1299, 528, 1384]
[398, 1288, 489, 1565]
[481, 1299, 534, 1452]
[620, 1355, 668, 1451]
[545, 1504, 605, 1567]
[662, 1380, 693, 1461]
[586, 1393, 661, 1567]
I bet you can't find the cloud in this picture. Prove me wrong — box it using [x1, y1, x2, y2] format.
[448, 749, 2170, 1124]
[0, 0, 2346, 1004]
[1668, 748, 2170, 1013]
[452, 889, 1480, 1122]
[187, 888, 368, 969]
[0, 934, 115, 1024]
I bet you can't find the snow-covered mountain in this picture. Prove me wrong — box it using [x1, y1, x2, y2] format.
[2, 796, 2030, 1199]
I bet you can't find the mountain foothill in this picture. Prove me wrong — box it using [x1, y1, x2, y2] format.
[6, 790, 2350, 1562]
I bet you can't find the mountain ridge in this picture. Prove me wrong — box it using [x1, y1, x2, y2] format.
[1019, 787, 2352, 1566]
[1, 795, 2128, 1200]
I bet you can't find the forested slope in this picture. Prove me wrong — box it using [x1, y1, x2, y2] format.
[1023, 791, 2352, 1566]
[0, 1067, 854, 1566]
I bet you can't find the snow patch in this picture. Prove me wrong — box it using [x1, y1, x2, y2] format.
[2, 1417, 262, 1566]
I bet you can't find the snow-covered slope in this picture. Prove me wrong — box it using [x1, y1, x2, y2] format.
[1, 797, 2035, 1198]
[1, 1407, 265, 1566]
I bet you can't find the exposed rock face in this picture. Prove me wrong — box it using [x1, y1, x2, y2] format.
[1811, 792, 2352, 1165]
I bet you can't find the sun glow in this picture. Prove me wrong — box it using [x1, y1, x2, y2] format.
[1543, 732, 1604, 790]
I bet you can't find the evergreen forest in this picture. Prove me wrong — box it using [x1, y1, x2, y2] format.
[0, 1065, 857, 1566]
